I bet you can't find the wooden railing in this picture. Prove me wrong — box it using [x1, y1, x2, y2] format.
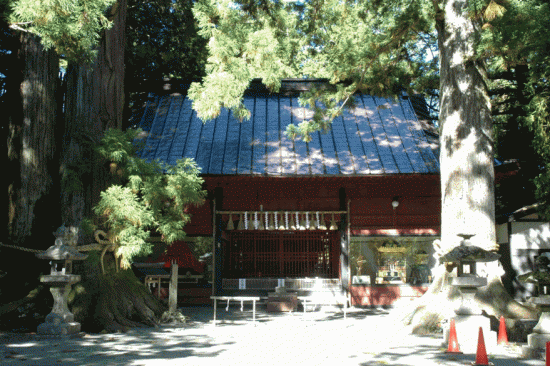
[222, 277, 341, 291]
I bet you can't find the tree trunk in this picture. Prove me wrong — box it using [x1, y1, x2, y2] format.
[403, 0, 538, 333]
[0, 33, 60, 329]
[437, 0, 495, 251]
[70, 252, 166, 333]
[61, 0, 127, 227]
[0, 0, 163, 334]
[57, 0, 168, 332]
[6, 34, 59, 246]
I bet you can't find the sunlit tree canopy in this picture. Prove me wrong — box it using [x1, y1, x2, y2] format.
[8, 0, 117, 62]
[189, 0, 439, 141]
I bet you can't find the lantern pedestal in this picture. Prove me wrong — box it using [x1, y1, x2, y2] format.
[37, 275, 82, 336]
[438, 234, 501, 354]
[522, 296, 550, 357]
[443, 276, 497, 353]
[452, 276, 486, 315]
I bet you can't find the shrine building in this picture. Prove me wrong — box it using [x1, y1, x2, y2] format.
[133, 79, 442, 306]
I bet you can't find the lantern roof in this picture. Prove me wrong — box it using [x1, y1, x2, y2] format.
[439, 244, 501, 263]
[36, 239, 88, 261]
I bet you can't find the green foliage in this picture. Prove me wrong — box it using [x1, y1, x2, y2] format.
[190, 0, 549, 216]
[125, 0, 208, 128]
[478, 0, 550, 216]
[0, 1, 18, 97]
[8, 0, 116, 62]
[189, 0, 437, 139]
[126, 0, 207, 82]
[92, 128, 206, 264]
[190, 237, 212, 259]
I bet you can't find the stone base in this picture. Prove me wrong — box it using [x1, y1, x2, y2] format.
[267, 301, 296, 312]
[521, 346, 544, 359]
[525, 332, 550, 350]
[443, 315, 497, 354]
[507, 319, 538, 342]
[37, 321, 81, 336]
[267, 293, 298, 312]
[520, 310, 550, 356]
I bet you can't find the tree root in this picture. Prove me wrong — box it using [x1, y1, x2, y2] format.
[92, 271, 165, 333]
[71, 253, 166, 333]
[159, 310, 186, 324]
[476, 275, 538, 320]
[397, 269, 459, 334]
[0, 286, 45, 317]
[399, 267, 539, 335]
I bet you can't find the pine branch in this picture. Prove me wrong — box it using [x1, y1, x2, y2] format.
[9, 22, 33, 33]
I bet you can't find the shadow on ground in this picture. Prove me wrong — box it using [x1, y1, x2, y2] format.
[0, 305, 544, 366]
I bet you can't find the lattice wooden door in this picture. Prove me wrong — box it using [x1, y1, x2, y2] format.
[224, 231, 339, 278]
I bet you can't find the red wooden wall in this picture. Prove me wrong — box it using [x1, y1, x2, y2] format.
[182, 175, 441, 236]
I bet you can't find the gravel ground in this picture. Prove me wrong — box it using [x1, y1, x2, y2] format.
[0, 305, 545, 366]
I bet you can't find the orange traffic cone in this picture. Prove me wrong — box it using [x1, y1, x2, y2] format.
[473, 327, 492, 366]
[497, 316, 508, 345]
[446, 318, 463, 354]
[546, 341, 549, 366]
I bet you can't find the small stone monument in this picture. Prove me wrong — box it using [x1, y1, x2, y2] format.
[267, 281, 298, 312]
[441, 234, 500, 353]
[35, 236, 87, 336]
[519, 254, 550, 357]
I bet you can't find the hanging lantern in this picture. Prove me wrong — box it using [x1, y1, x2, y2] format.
[289, 212, 296, 230]
[268, 212, 275, 230]
[227, 213, 234, 230]
[237, 213, 245, 230]
[329, 213, 338, 230]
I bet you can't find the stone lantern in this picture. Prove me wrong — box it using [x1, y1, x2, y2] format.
[518, 255, 550, 356]
[440, 234, 500, 353]
[35, 238, 87, 336]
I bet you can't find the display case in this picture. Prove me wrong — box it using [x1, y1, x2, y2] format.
[350, 237, 434, 286]
[377, 243, 407, 284]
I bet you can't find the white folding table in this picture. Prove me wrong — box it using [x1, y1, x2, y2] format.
[210, 296, 261, 325]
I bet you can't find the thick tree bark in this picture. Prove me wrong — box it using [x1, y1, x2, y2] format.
[6, 34, 58, 245]
[57, 0, 167, 332]
[403, 0, 538, 333]
[437, 0, 495, 251]
[61, 0, 127, 227]
[1, 1, 164, 334]
[1, 34, 59, 323]
[70, 252, 166, 333]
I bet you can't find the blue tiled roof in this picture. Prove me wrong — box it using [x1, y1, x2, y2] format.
[135, 91, 440, 176]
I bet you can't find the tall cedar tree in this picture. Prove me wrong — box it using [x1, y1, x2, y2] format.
[2, 0, 208, 332]
[1, 0, 61, 318]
